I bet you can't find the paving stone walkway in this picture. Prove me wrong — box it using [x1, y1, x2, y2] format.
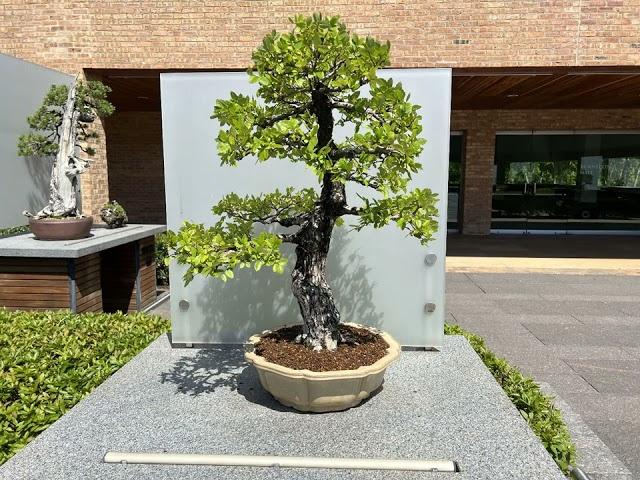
[446, 272, 640, 479]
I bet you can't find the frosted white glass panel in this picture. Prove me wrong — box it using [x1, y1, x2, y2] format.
[161, 69, 451, 348]
[0, 54, 72, 228]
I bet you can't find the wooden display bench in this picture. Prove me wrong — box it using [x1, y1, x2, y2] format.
[0, 224, 165, 313]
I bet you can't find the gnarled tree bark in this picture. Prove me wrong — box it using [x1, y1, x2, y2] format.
[30, 81, 87, 219]
[290, 87, 347, 351]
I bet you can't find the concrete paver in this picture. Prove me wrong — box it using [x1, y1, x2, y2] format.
[447, 272, 640, 479]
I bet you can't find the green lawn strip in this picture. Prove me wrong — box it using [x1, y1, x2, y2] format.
[0, 309, 169, 464]
[445, 323, 577, 475]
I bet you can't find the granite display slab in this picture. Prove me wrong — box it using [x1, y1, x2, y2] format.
[0, 224, 165, 258]
[0, 335, 565, 480]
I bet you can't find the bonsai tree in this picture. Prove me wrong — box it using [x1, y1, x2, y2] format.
[18, 79, 114, 218]
[100, 200, 128, 228]
[168, 14, 438, 351]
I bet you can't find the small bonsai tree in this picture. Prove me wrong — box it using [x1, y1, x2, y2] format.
[18, 79, 114, 218]
[168, 14, 438, 350]
[100, 200, 128, 228]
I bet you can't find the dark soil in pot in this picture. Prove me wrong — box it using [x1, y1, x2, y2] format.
[255, 324, 389, 372]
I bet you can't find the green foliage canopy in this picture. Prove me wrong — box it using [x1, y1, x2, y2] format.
[17, 80, 114, 158]
[168, 14, 438, 283]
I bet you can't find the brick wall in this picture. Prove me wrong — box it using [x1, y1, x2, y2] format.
[3, 1, 640, 222]
[452, 108, 640, 234]
[1, 1, 639, 74]
[80, 70, 109, 220]
[105, 111, 166, 224]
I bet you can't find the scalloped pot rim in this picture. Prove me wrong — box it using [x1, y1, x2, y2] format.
[244, 322, 401, 378]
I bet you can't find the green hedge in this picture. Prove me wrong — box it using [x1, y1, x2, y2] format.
[445, 323, 576, 475]
[0, 310, 170, 464]
[0, 225, 28, 238]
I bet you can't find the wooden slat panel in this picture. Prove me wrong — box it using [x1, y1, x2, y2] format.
[0, 272, 67, 280]
[77, 294, 103, 313]
[140, 283, 156, 297]
[453, 71, 640, 109]
[76, 253, 100, 266]
[0, 257, 67, 267]
[77, 284, 101, 298]
[79, 300, 102, 313]
[4, 299, 70, 308]
[0, 278, 69, 287]
[0, 285, 68, 294]
[75, 262, 101, 276]
[0, 294, 69, 302]
[3, 306, 69, 312]
[139, 268, 155, 282]
[77, 290, 102, 307]
[99, 237, 157, 313]
[0, 265, 67, 274]
[0, 257, 71, 311]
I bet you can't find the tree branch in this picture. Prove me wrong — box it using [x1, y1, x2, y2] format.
[277, 232, 300, 244]
[226, 206, 312, 228]
[329, 100, 384, 122]
[329, 145, 400, 160]
[257, 103, 311, 128]
[337, 206, 361, 216]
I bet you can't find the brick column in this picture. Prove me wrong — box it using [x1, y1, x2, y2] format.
[80, 70, 110, 220]
[453, 111, 495, 235]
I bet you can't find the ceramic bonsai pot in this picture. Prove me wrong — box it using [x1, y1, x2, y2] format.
[29, 216, 93, 241]
[245, 322, 401, 413]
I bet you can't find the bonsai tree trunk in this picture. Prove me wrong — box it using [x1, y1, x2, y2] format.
[291, 194, 341, 351]
[35, 82, 85, 218]
[290, 89, 346, 351]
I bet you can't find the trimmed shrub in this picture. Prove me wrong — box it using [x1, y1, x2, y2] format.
[0, 309, 169, 464]
[445, 323, 577, 474]
[0, 225, 28, 238]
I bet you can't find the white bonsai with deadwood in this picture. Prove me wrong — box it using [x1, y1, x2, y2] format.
[18, 79, 114, 219]
[168, 14, 438, 351]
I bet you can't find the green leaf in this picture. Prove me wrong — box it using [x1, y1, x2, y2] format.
[0, 309, 169, 465]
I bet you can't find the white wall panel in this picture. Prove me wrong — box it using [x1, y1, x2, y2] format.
[161, 69, 451, 347]
[0, 54, 72, 228]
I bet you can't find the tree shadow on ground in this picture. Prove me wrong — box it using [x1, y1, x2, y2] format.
[159, 344, 384, 412]
[158, 346, 291, 412]
[159, 346, 244, 397]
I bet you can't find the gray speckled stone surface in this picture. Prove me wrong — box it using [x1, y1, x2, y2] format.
[0, 224, 165, 258]
[0, 336, 564, 480]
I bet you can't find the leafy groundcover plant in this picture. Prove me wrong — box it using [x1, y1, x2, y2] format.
[445, 324, 577, 475]
[0, 309, 169, 464]
[167, 14, 438, 351]
[0, 226, 28, 238]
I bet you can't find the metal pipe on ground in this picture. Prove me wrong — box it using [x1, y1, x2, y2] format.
[569, 466, 592, 480]
[103, 452, 458, 472]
